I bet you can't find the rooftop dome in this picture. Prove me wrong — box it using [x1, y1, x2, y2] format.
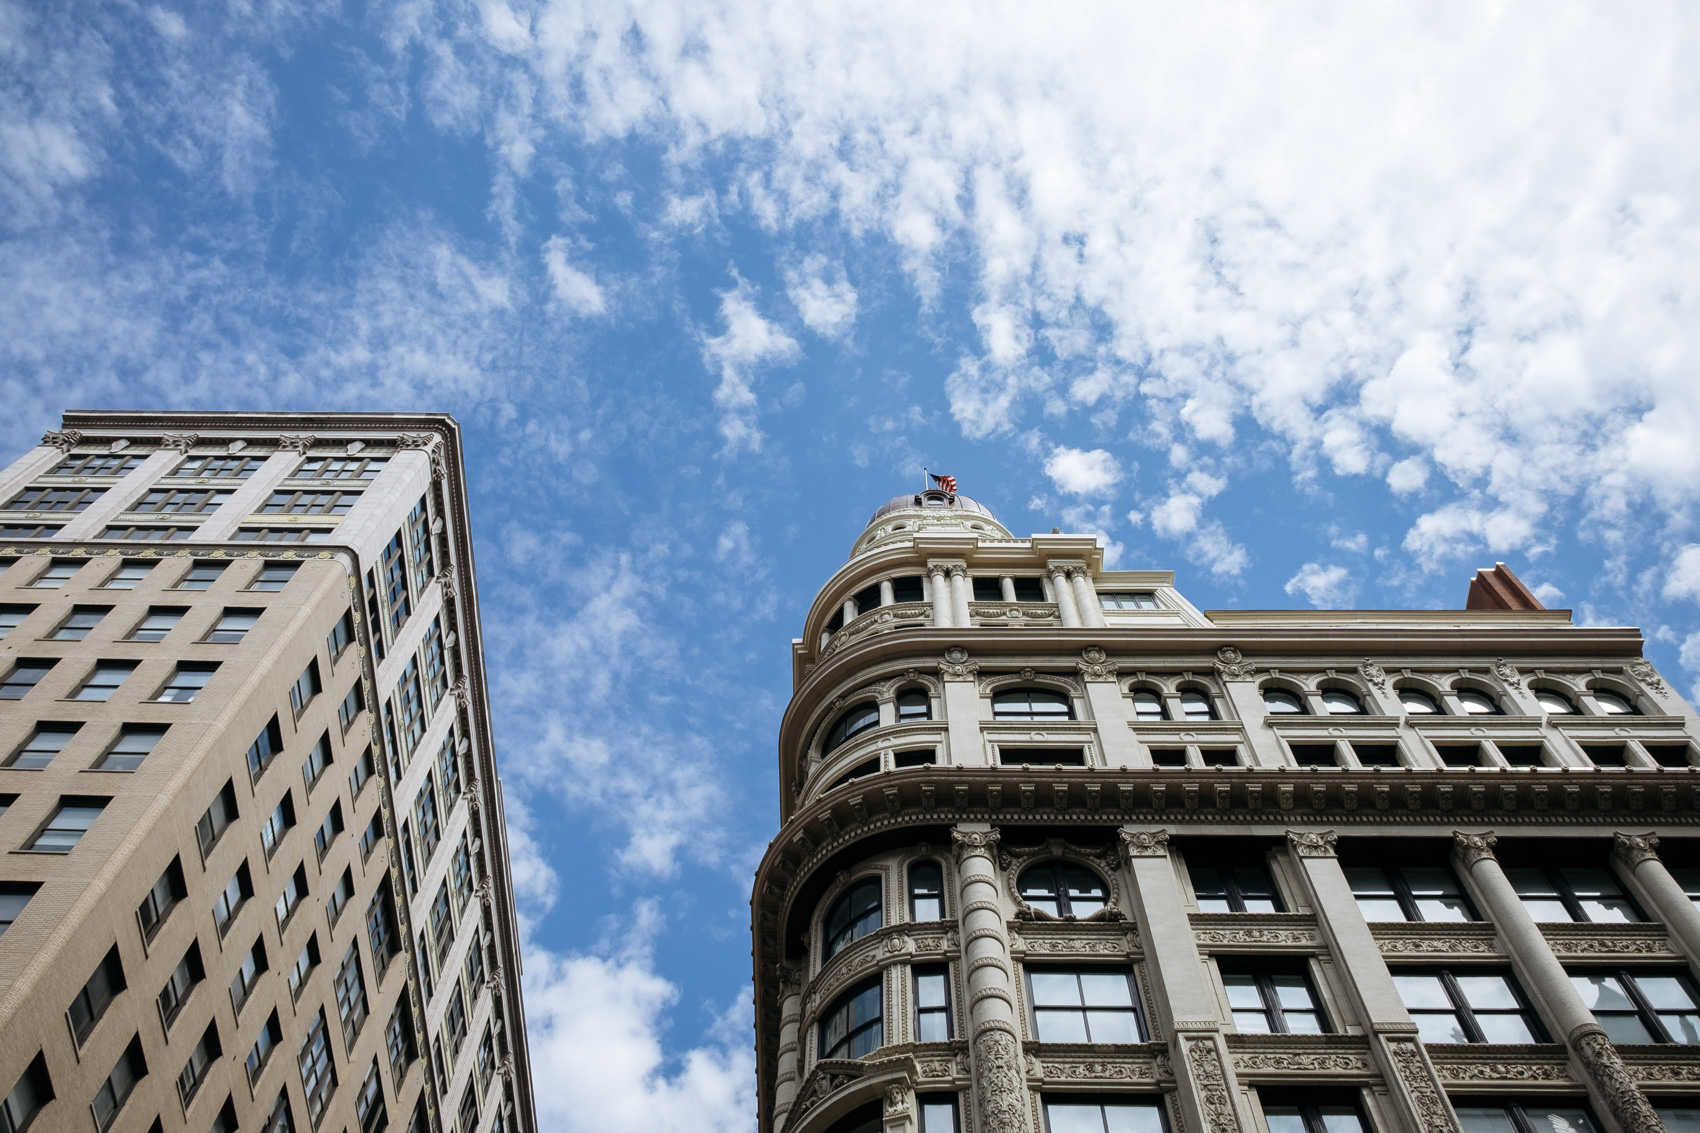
[851, 488, 1012, 557]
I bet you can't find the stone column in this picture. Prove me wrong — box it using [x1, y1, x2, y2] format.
[1048, 565, 1081, 627]
[1611, 833, 1700, 969]
[1285, 831, 1460, 1133]
[843, 597, 860, 625]
[952, 826, 1029, 1133]
[1120, 829, 1254, 1133]
[1000, 576, 1018, 602]
[772, 966, 804, 1130]
[929, 564, 954, 628]
[1070, 569, 1105, 627]
[880, 579, 896, 607]
[1452, 832, 1664, 1133]
[949, 566, 972, 628]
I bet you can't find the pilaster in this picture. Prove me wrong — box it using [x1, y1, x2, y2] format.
[952, 825, 1029, 1133]
[939, 648, 985, 767]
[1077, 647, 1140, 768]
[1610, 832, 1700, 970]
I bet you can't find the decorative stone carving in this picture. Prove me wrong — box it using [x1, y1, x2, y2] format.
[161, 432, 199, 453]
[1230, 1051, 1373, 1074]
[1037, 1059, 1152, 1082]
[1001, 838, 1124, 921]
[1451, 831, 1497, 867]
[1384, 1037, 1460, 1133]
[1432, 1060, 1574, 1083]
[277, 434, 317, 454]
[1194, 927, 1317, 947]
[1358, 660, 1388, 693]
[1625, 659, 1668, 697]
[1286, 830, 1338, 858]
[1492, 660, 1523, 688]
[1571, 1024, 1663, 1133]
[951, 828, 1000, 863]
[397, 433, 437, 450]
[1184, 1036, 1241, 1133]
[1375, 935, 1499, 957]
[1611, 831, 1661, 868]
[885, 1083, 912, 1116]
[1214, 646, 1256, 682]
[1119, 829, 1169, 859]
[939, 646, 980, 682]
[41, 429, 83, 453]
[974, 1029, 1027, 1133]
[1078, 646, 1119, 681]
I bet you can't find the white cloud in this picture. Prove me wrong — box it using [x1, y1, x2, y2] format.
[1664, 545, 1700, 602]
[785, 254, 858, 339]
[700, 272, 800, 455]
[1386, 458, 1429, 495]
[1531, 582, 1566, 606]
[1044, 446, 1123, 496]
[542, 235, 607, 317]
[1285, 562, 1356, 608]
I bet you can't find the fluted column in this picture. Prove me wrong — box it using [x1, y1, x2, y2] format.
[1286, 831, 1460, 1133]
[952, 825, 1029, 1133]
[929, 564, 953, 628]
[1070, 569, 1105, 627]
[1612, 832, 1700, 969]
[772, 966, 804, 1130]
[1048, 565, 1081, 627]
[1453, 832, 1664, 1133]
[949, 566, 972, 627]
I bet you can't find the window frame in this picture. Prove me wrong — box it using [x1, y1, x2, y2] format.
[1508, 865, 1645, 924]
[1025, 965, 1148, 1044]
[822, 701, 880, 754]
[1188, 857, 1284, 913]
[817, 976, 883, 1061]
[1570, 967, 1700, 1045]
[823, 877, 883, 963]
[1218, 960, 1330, 1035]
[1017, 861, 1110, 919]
[1344, 861, 1478, 924]
[1452, 1101, 1604, 1133]
[1, 659, 57, 700]
[990, 687, 1075, 721]
[913, 964, 955, 1043]
[909, 860, 945, 922]
[1392, 966, 1548, 1044]
[1039, 1095, 1170, 1133]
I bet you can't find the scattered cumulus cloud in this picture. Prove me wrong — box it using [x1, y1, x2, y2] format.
[542, 235, 607, 317]
[1285, 562, 1357, 608]
[784, 254, 858, 339]
[1664, 546, 1700, 603]
[1044, 446, 1123, 496]
[699, 272, 800, 455]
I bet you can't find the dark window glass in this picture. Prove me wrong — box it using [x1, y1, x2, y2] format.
[910, 862, 944, 921]
[1506, 866, 1642, 923]
[1029, 968, 1145, 1042]
[213, 861, 253, 935]
[6, 723, 80, 769]
[247, 1011, 284, 1084]
[91, 1037, 146, 1131]
[854, 583, 884, 612]
[1190, 860, 1282, 913]
[298, 1010, 337, 1126]
[1261, 1094, 1369, 1133]
[1221, 961, 1328, 1034]
[914, 966, 953, 1042]
[1346, 865, 1474, 923]
[0, 884, 38, 939]
[896, 690, 930, 722]
[336, 943, 370, 1047]
[50, 605, 110, 641]
[971, 578, 1001, 602]
[823, 702, 880, 753]
[0, 659, 55, 699]
[890, 576, 925, 604]
[824, 878, 881, 961]
[1393, 969, 1543, 1043]
[68, 947, 127, 1047]
[818, 978, 882, 1060]
[1453, 1104, 1602, 1133]
[157, 943, 204, 1029]
[136, 857, 186, 941]
[1012, 577, 1046, 602]
[196, 781, 239, 856]
[1571, 969, 1700, 1044]
[230, 939, 266, 1015]
[991, 688, 1073, 720]
[175, 1020, 220, 1106]
[1018, 862, 1108, 918]
[246, 716, 284, 782]
[0, 1053, 55, 1133]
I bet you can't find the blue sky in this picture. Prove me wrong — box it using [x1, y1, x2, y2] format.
[7, 2, 1700, 1128]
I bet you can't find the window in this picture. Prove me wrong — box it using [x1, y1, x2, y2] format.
[154, 662, 216, 703]
[367, 889, 399, 980]
[175, 562, 226, 590]
[275, 865, 309, 929]
[205, 608, 261, 643]
[357, 1059, 387, 1133]
[338, 683, 365, 733]
[26, 798, 106, 852]
[896, 689, 930, 722]
[230, 938, 266, 1016]
[290, 659, 322, 718]
[823, 702, 879, 753]
[1534, 688, 1576, 714]
[238, 526, 337, 543]
[399, 822, 418, 895]
[73, 661, 135, 701]
[1457, 689, 1502, 715]
[386, 1001, 416, 1080]
[49, 605, 110, 641]
[1263, 688, 1306, 714]
[7, 486, 106, 512]
[157, 942, 204, 1029]
[456, 1083, 478, 1133]
[261, 490, 363, 515]
[1043, 1097, 1166, 1133]
[423, 617, 449, 704]
[1591, 689, 1639, 715]
[132, 488, 232, 514]
[315, 802, 345, 861]
[125, 607, 185, 643]
[1101, 592, 1161, 610]
[351, 745, 376, 798]
[246, 1011, 284, 1084]
[431, 883, 455, 964]
[0, 524, 63, 538]
[1221, 961, 1328, 1034]
[1190, 856, 1282, 912]
[1345, 864, 1474, 923]
[337, 943, 370, 1047]
[213, 861, 253, 935]
[196, 781, 239, 857]
[1126, 689, 1166, 723]
[260, 793, 296, 859]
[1571, 969, 1700, 1044]
[327, 610, 355, 662]
[1018, 862, 1108, 918]
[263, 1089, 296, 1133]
[101, 562, 152, 589]
[1507, 866, 1641, 923]
[464, 930, 486, 990]
[91, 1036, 146, 1131]
[102, 524, 195, 541]
[824, 878, 881, 961]
[298, 1010, 338, 1127]
[247, 716, 284, 782]
[288, 936, 322, 1001]
[819, 977, 882, 1060]
[452, 839, 474, 913]
[302, 733, 333, 791]
[1658, 1108, 1700, 1133]
[249, 562, 298, 591]
[97, 724, 167, 771]
[437, 734, 462, 806]
[1319, 689, 1365, 714]
[395, 659, 425, 752]
[1, 1054, 54, 1133]
[68, 947, 127, 1047]
[446, 981, 470, 1054]
[910, 861, 944, 921]
[55, 451, 144, 477]
[327, 869, 356, 927]
[477, 1026, 495, 1089]
[6, 723, 80, 769]
[1, 659, 55, 699]
[29, 561, 80, 589]
[1394, 969, 1543, 1043]
[136, 856, 186, 942]
[172, 455, 267, 479]
[1179, 689, 1215, 720]
[176, 1021, 221, 1106]
[991, 688, 1072, 720]
[1453, 1103, 1602, 1133]
[297, 455, 388, 480]
[0, 884, 38, 939]
[364, 571, 386, 663]
[415, 784, 440, 863]
[360, 815, 384, 863]
[1029, 967, 1145, 1042]
[894, 748, 936, 768]
[0, 604, 34, 638]
[1261, 1093, 1369, 1133]
[381, 532, 411, 631]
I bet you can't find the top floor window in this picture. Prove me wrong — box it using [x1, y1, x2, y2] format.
[1534, 688, 1577, 714]
[53, 452, 144, 477]
[1507, 866, 1641, 923]
[823, 878, 881, 962]
[1319, 689, 1365, 714]
[1456, 689, 1502, 715]
[408, 497, 434, 581]
[295, 456, 388, 480]
[1399, 688, 1442, 714]
[1571, 969, 1700, 1044]
[1346, 864, 1474, 923]
[1178, 690, 1215, 721]
[381, 532, 410, 631]
[895, 690, 930, 722]
[1263, 688, 1306, 715]
[6, 486, 105, 512]
[1591, 689, 1639, 715]
[1190, 856, 1282, 913]
[130, 489, 232, 515]
[822, 702, 879, 754]
[1131, 689, 1166, 721]
[890, 576, 924, 603]
[1019, 862, 1108, 918]
[991, 688, 1072, 721]
[171, 455, 266, 479]
[1101, 592, 1160, 610]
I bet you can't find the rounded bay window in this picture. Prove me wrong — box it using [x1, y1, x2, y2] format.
[822, 702, 880, 754]
[1319, 689, 1365, 715]
[896, 689, 931, 722]
[1263, 688, 1306, 715]
[1017, 861, 1108, 918]
[1398, 687, 1442, 715]
[992, 688, 1073, 721]
[823, 877, 882, 962]
[818, 977, 883, 1061]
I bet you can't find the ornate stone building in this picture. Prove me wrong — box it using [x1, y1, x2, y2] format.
[0, 414, 534, 1133]
[751, 489, 1700, 1133]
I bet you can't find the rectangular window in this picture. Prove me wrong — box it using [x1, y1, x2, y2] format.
[477, 1026, 495, 1090]
[327, 868, 355, 928]
[175, 1020, 220, 1107]
[399, 821, 418, 895]
[914, 965, 955, 1042]
[1346, 864, 1474, 923]
[55, 452, 145, 477]
[1453, 1103, 1603, 1133]
[431, 883, 455, 965]
[172, 455, 266, 479]
[126, 606, 186, 641]
[153, 662, 217, 703]
[260, 792, 296, 859]
[315, 801, 345, 861]
[101, 524, 195, 541]
[445, 981, 468, 1052]
[261, 489, 364, 515]
[381, 531, 411, 632]
[338, 683, 365, 734]
[6, 485, 106, 512]
[196, 780, 239, 857]
[73, 661, 136, 701]
[418, 932, 433, 1002]
[327, 610, 355, 662]
[235, 526, 334, 543]
[971, 577, 1002, 602]
[243, 561, 301, 592]
[27, 798, 107, 853]
[464, 930, 486, 991]
[337, 943, 371, 1046]
[350, 745, 376, 797]
[1220, 961, 1329, 1034]
[437, 733, 463, 807]
[263, 1089, 296, 1133]
[67, 946, 127, 1048]
[6, 723, 80, 769]
[230, 938, 266, 1016]
[818, 978, 883, 1060]
[295, 455, 388, 480]
[2, 659, 57, 699]
[0, 604, 35, 637]
[288, 935, 321, 1001]
[302, 732, 333, 791]
[96, 724, 167, 771]
[246, 1010, 284, 1084]
[456, 1083, 477, 1133]
[213, 861, 254, 936]
[1260, 1092, 1369, 1133]
[1507, 866, 1643, 923]
[132, 488, 233, 514]
[247, 716, 284, 782]
[274, 864, 309, 930]
[289, 659, 322, 718]
[1101, 591, 1162, 610]
[205, 608, 262, 642]
[917, 1094, 960, 1133]
[136, 856, 186, 942]
[415, 783, 440, 864]
[367, 889, 399, 981]
[1028, 967, 1145, 1043]
[396, 659, 425, 753]
[174, 562, 227, 590]
[2, 1054, 55, 1133]
[386, 1000, 416, 1082]
[156, 943, 204, 1031]
[364, 570, 386, 663]
[298, 1009, 338, 1127]
[357, 1058, 387, 1133]
[360, 814, 384, 863]
[409, 497, 435, 589]
[29, 561, 81, 588]
[0, 523, 63, 538]
[0, 884, 39, 938]
[1394, 968, 1544, 1044]
[1190, 860, 1283, 913]
[422, 617, 448, 705]
[1571, 969, 1700, 1044]
[100, 562, 152, 589]
[90, 1036, 146, 1131]
[451, 838, 474, 914]
[49, 605, 111, 641]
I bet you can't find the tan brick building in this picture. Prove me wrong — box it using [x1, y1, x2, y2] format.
[0, 413, 534, 1133]
[752, 489, 1700, 1133]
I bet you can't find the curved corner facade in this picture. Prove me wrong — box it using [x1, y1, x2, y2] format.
[753, 491, 1700, 1133]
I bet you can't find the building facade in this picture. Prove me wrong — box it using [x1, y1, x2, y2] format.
[0, 413, 534, 1133]
[751, 489, 1700, 1133]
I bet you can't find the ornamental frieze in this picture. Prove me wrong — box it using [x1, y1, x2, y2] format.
[1225, 1034, 1376, 1078]
[1190, 912, 1319, 950]
[1424, 1043, 1572, 1086]
[1371, 923, 1501, 959]
[1539, 923, 1680, 959]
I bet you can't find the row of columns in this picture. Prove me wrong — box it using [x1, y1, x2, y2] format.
[924, 561, 1107, 630]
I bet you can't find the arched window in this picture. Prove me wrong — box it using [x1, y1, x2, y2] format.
[1263, 689, 1306, 715]
[1130, 689, 1165, 721]
[1399, 688, 1441, 715]
[909, 861, 943, 921]
[992, 688, 1073, 721]
[1535, 689, 1576, 714]
[824, 878, 882, 961]
[1018, 862, 1108, 918]
[1320, 690, 1365, 715]
[1456, 689, 1501, 715]
[819, 977, 882, 1061]
[1591, 689, 1639, 716]
[896, 690, 931, 722]
[823, 702, 880, 754]
[1179, 690, 1216, 721]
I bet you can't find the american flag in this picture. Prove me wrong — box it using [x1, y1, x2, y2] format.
[930, 472, 957, 494]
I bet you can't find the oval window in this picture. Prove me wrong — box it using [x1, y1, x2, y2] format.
[1399, 688, 1441, 715]
[1319, 690, 1364, 715]
[1263, 689, 1306, 715]
[823, 702, 880, 753]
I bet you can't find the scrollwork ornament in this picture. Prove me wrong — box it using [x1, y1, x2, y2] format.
[1286, 830, 1338, 858]
[1214, 645, 1256, 682]
[1625, 658, 1668, 697]
[1451, 831, 1498, 868]
[1358, 659, 1389, 693]
[1492, 659, 1523, 688]
[1078, 645, 1120, 681]
[1119, 829, 1170, 859]
[951, 827, 1001, 864]
[1571, 1024, 1663, 1133]
[1384, 1037, 1460, 1133]
[939, 646, 980, 682]
[397, 432, 437, 450]
[1611, 832, 1661, 869]
[972, 1028, 1027, 1133]
[1184, 1036, 1242, 1133]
